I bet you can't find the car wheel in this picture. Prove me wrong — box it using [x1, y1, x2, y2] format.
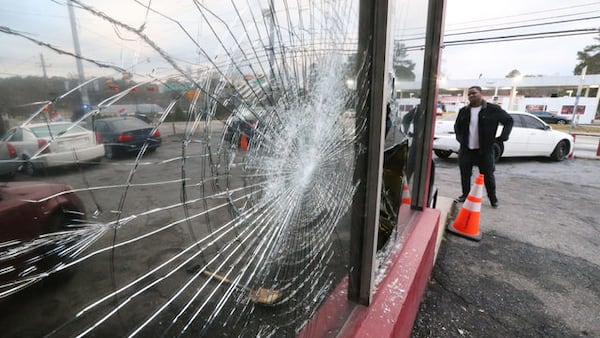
[105, 145, 115, 159]
[492, 143, 503, 162]
[557, 119, 567, 125]
[434, 149, 452, 159]
[551, 140, 569, 161]
[23, 157, 35, 176]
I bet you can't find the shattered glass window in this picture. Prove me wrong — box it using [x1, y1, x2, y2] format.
[377, 1, 429, 256]
[0, 1, 363, 336]
[0, 0, 434, 335]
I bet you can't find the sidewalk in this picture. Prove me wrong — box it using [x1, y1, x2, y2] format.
[572, 134, 600, 160]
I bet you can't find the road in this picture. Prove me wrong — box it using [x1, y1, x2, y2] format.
[412, 155, 600, 337]
[0, 123, 351, 337]
[0, 126, 258, 336]
[1, 123, 598, 336]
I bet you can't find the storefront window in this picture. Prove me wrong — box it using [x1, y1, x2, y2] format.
[0, 0, 441, 336]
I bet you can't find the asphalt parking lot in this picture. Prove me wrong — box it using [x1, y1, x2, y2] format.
[411, 154, 600, 337]
[1, 121, 597, 336]
[0, 124, 351, 337]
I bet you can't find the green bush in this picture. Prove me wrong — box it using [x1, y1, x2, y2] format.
[164, 105, 187, 122]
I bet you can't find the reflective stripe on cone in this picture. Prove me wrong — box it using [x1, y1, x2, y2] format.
[447, 174, 484, 241]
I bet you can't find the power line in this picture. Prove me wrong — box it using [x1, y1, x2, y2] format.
[395, 3, 600, 37]
[444, 29, 600, 47]
[402, 28, 600, 51]
[446, 10, 600, 36]
[445, 15, 600, 38]
[398, 14, 600, 42]
[445, 1, 600, 31]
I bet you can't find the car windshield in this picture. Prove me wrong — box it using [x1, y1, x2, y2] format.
[30, 124, 86, 137]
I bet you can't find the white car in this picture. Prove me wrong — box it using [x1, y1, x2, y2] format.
[434, 113, 458, 135]
[433, 111, 573, 161]
[0, 141, 19, 178]
[2, 122, 105, 174]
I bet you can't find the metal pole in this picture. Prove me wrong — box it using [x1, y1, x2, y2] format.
[267, 0, 275, 84]
[509, 85, 517, 110]
[570, 66, 587, 132]
[39, 54, 48, 78]
[67, 0, 90, 107]
[411, 0, 446, 209]
[493, 86, 499, 104]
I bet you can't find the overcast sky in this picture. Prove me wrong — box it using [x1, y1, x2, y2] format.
[441, 0, 599, 79]
[0, 0, 598, 80]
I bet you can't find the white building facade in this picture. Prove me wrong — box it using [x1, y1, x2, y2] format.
[395, 74, 600, 124]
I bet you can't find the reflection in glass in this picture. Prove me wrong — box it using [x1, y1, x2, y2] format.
[377, 0, 429, 257]
[0, 1, 363, 336]
[0, 0, 436, 335]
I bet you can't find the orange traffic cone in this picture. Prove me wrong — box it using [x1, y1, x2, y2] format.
[240, 133, 249, 151]
[398, 176, 412, 221]
[400, 176, 411, 206]
[447, 174, 484, 241]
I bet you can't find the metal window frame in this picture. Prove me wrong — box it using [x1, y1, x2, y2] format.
[349, 0, 446, 305]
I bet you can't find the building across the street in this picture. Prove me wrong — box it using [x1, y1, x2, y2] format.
[395, 74, 600, 124]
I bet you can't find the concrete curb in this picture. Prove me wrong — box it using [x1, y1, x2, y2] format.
[433, 196, 455, 264]
[572, 133, 600, 159]
[572, 155, 600, 160]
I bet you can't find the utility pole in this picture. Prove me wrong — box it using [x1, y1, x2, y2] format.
[39, 53, 48, 78]
[570, 66, 587, 132]
[67, 0, 90, 108]
[262, 0, 276, 104]
[267, 0, 275, 82]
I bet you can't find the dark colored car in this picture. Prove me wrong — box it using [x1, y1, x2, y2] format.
[529, 111, 570, 124]
[0, 141, 18, 178]
[0, 181, 86, 290]
[92, 116, 161, 159]
[224, 106, 266, 146]
[0, 181, 86, 242]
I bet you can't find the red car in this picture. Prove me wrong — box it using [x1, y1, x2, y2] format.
[0, 182, 86, 292]
[0, 181, 86, 242]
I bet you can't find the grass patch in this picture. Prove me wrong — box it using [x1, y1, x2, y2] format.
[553, 124, 600, 134]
